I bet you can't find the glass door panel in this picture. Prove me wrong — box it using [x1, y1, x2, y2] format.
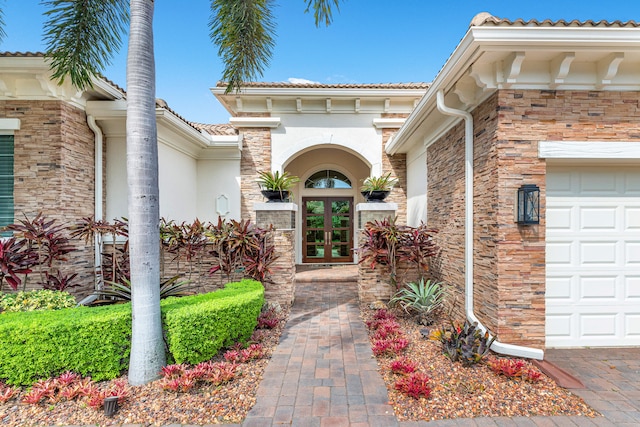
[302, 197, 353, 263]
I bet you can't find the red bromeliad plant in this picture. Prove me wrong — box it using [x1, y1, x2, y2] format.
[159, 361, 239, 392]
[394, 372, 431, 399]
[357, 217, 438, 288]
[0, 382, 18, 403]
[488, 358, 542, 382]
[390, 357, 417, 375]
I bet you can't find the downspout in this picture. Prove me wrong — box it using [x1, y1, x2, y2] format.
[436, 90, 544, 360]
[87, 115, 104, 290]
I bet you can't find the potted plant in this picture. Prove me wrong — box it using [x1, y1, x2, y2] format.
[361, 172, 398, 202]
[257, 170, 300, 202]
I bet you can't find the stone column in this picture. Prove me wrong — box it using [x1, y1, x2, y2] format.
[356, 202, 398, 304]
[254, 202, 297, 307]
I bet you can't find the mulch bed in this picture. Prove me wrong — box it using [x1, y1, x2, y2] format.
[361, 307, 600, 422]
[1, 306, 600, 426]
[0, 311, 289, 427]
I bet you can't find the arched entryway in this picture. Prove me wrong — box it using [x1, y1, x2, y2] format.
[285, 147, 371, 264]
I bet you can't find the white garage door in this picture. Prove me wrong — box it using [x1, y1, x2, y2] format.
[546, 166, 640, 347]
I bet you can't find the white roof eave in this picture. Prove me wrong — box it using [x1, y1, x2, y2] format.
[387, 24, 640, 155]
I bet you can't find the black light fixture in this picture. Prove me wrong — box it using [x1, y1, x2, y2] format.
[517, 184, 540, 225]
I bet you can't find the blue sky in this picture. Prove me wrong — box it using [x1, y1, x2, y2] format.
[1, 1, 638, 124]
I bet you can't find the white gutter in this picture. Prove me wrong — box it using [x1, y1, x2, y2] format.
[436, 90, 544, 360]
[87, 115, 104, 289]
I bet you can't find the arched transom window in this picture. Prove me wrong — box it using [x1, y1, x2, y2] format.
[305, 170, 352, 189]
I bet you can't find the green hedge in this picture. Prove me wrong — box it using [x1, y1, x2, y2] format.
[162, 279, 264, 364]
[0, 279, 264, 385]
[0, 303, 131, 385]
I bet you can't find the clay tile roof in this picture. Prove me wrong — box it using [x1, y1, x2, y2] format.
[190, 123, 239, 136]
[215, 81, 430, 89]
[470, 12, 640, 28]
[0, 51, 45, 57]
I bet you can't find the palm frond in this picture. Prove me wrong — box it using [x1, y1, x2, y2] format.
[0, 6, 6, 43]
[304, 0, 341, 27]
[210, 0, 276, 93]
[42, 0, 129, 90]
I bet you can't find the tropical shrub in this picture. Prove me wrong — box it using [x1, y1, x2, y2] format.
[360, 172, 398, 193]
[0, 289, 76, 313]
[390, 278, 448, 325]
[6, 213, 75, 289]
[70, 216, 129, 287]
[160, 218, 209, 281]
[256, 170, 299, 192]
[0, 237, 38, 291]
[431, 320, 495, 366]
[357, 218, 438, 288]
[92, 275, 193, 304]
[207, 218, 276, 283]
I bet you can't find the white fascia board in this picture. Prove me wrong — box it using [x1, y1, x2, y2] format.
[471, 26, 640, 49]
[155, 109, 211, 148]
[212, 86, 427, 99]
[387, 31, 480, 155]
[85, 99, 127, 117]
[90, 77, 125, 100]
[539, 141, 640, 159]
[87, 100, 240, 159]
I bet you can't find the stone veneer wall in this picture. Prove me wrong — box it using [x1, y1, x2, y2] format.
[240, 124, 272, 223]
[254, 208, 296, 307]
[428, 90, 640, 349]
[1, 100, 96, 296]
[381, 114, 408, 224]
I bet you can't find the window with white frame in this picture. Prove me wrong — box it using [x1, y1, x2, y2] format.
[0, 134, 14, 232]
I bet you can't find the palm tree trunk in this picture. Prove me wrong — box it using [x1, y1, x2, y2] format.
[126, 0, 166, 386]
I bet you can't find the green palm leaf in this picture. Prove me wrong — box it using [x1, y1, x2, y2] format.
[42, 0, 129, 89]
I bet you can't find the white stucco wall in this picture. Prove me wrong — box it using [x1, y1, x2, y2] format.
[106, 137, 199, 222]
[271, 113, 380, 174]
[105, 136, 127, 222]
[406, 143, 427, 226]
[196, 159, 241, 221]
[158, 143, 198, 222]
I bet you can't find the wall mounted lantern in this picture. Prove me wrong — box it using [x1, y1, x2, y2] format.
[516, 184, 540, 225]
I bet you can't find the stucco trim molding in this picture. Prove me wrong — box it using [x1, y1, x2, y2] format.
[0, 118, 20, 132]
[229, 117, 281, 128]
[539, 141, 640, 159]
[372, 118, 406, 129]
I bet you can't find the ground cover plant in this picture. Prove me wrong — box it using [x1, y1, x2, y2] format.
[362, 306, 599, 421]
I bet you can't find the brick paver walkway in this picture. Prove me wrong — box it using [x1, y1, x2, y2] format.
[243, 272, 397, 426]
